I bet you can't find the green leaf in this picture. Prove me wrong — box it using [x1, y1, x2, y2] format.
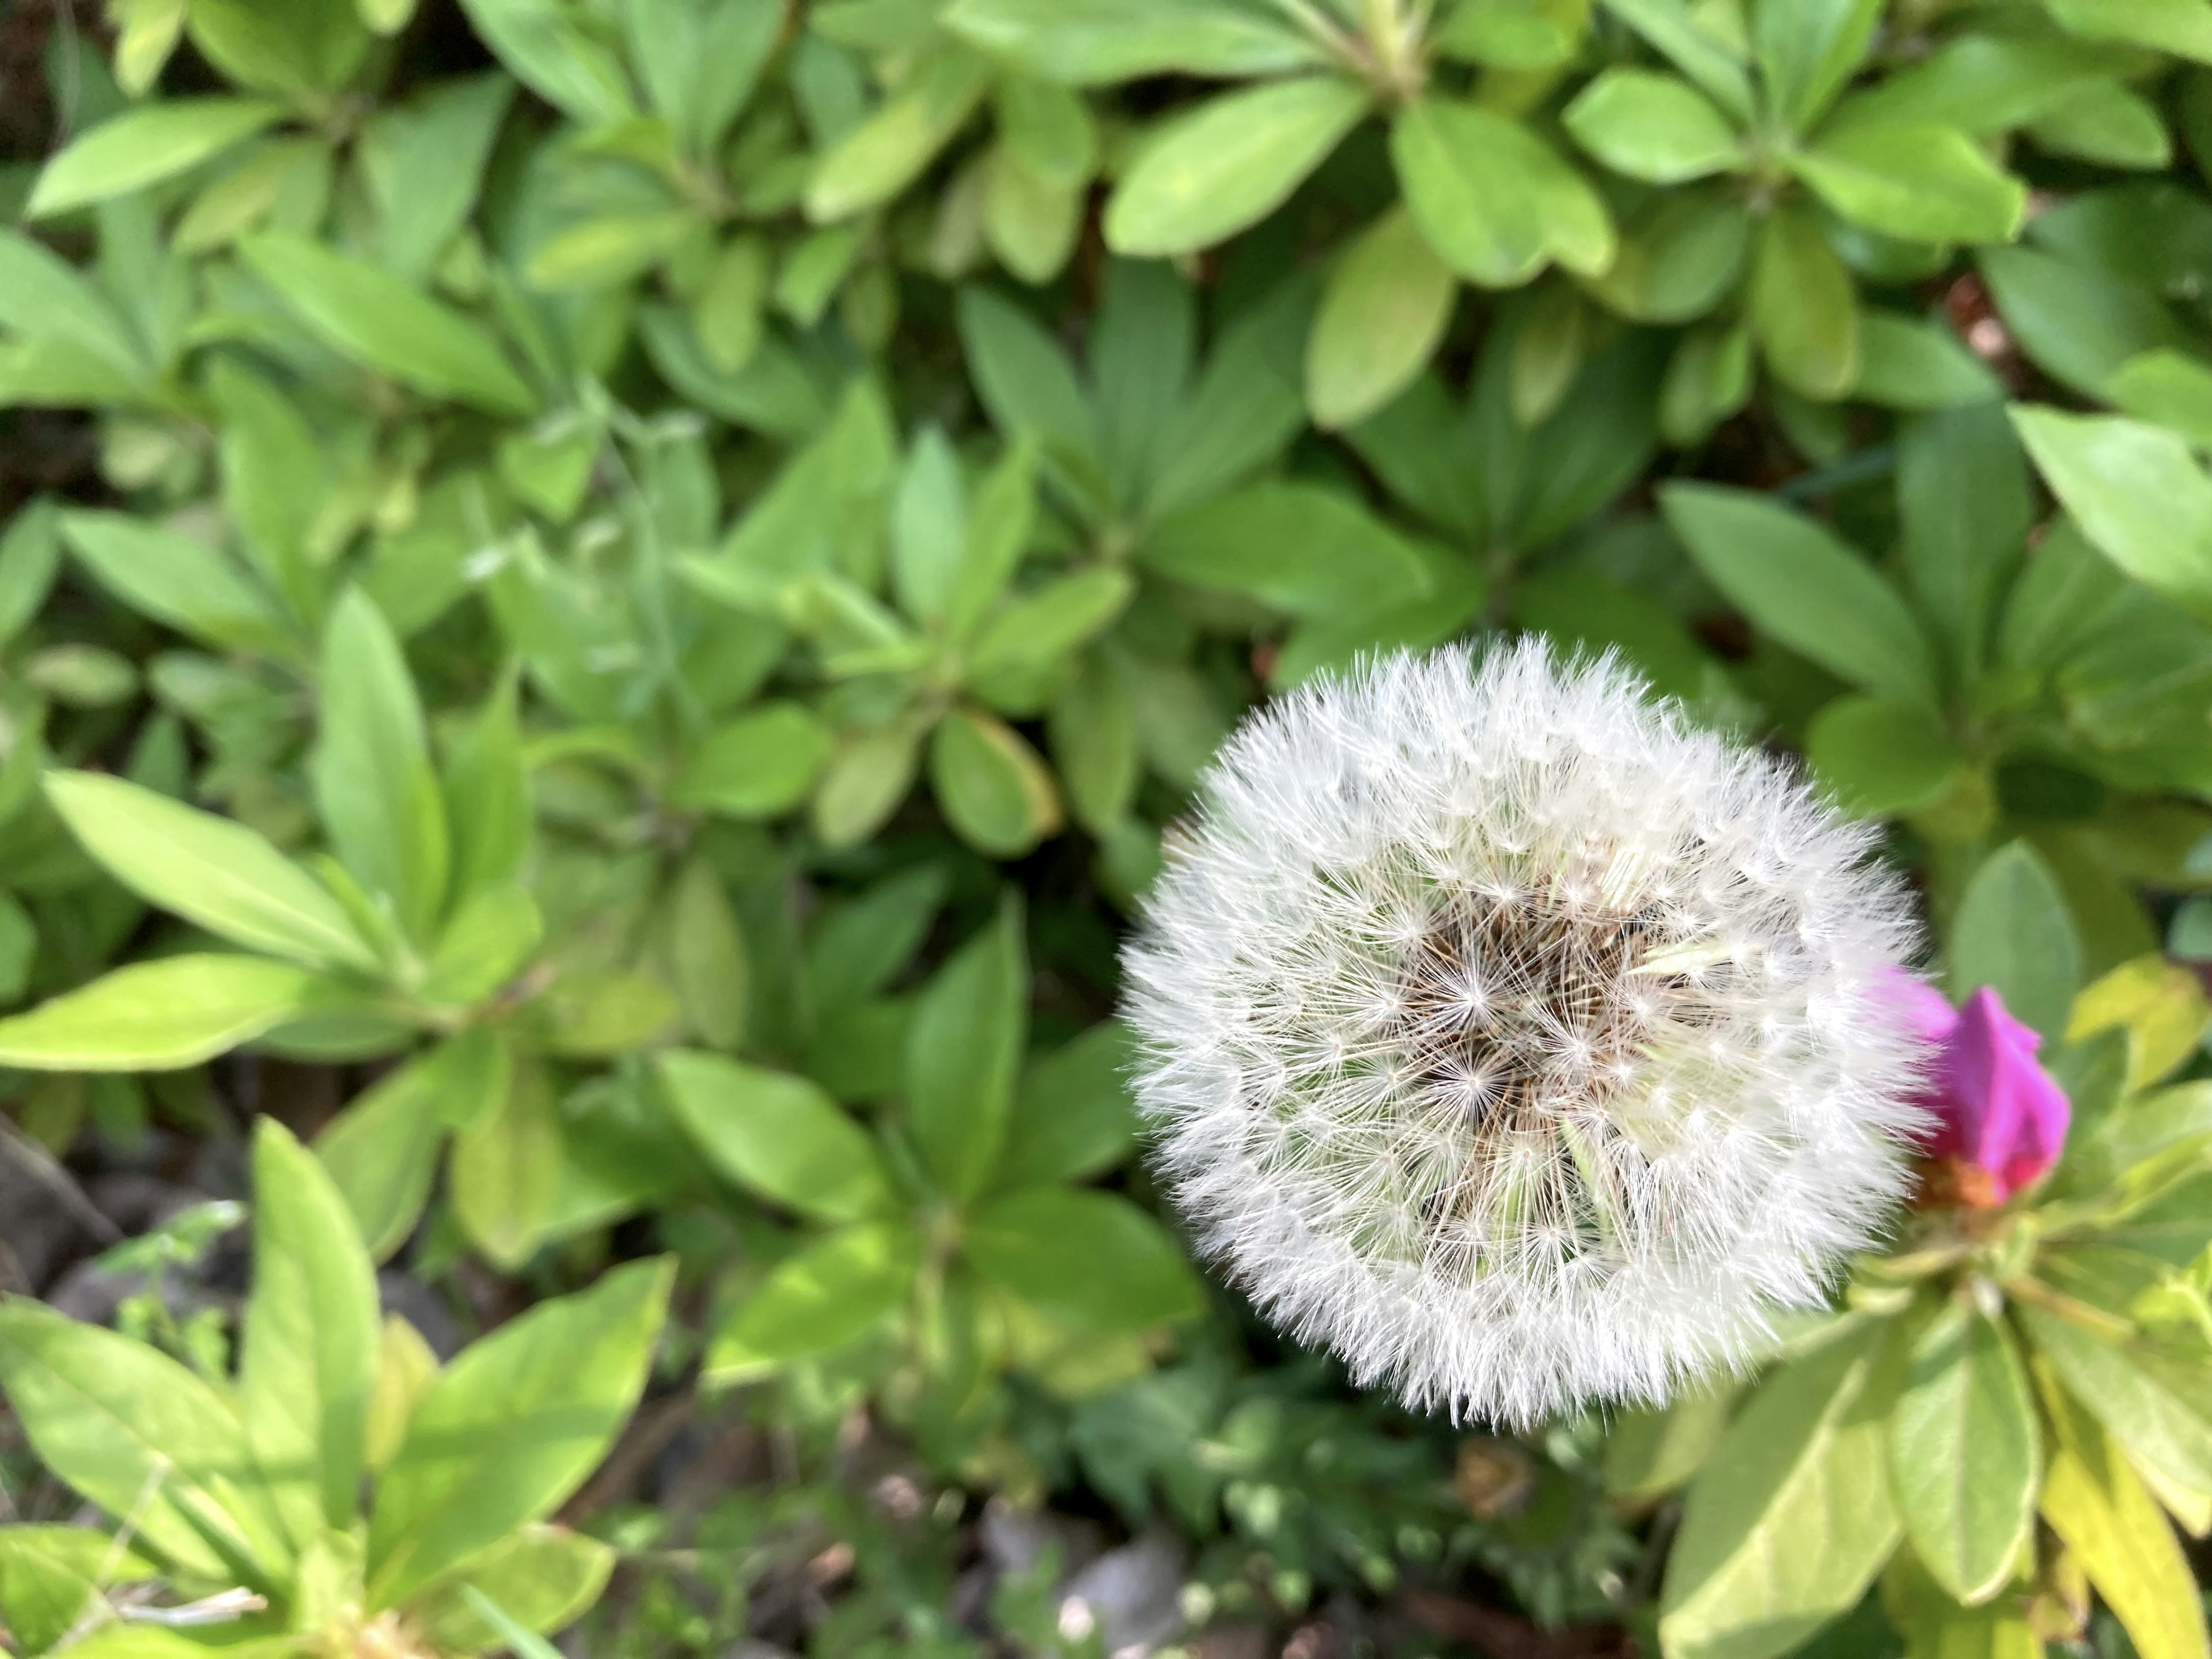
[804, 865, 948, 1010]
[811, 723, 923, 849]
[806, 50, 993, 222]
[655, 1050, 893, 1223]
[525, 211, 694, 293]
[2011, 407, 2212, 630]
[0, 230, 147, 381]
[1104, 77, 1369, 257]
[1888, 1303, 2037, 1604]
[0, 1298, 279, 1584]
[410, 1525, 613, 1652]
[1605, 1383, 1739, 1501]
[905, 896, 1026, 1202]
[2038, 1370, 2211, 1659]
[316, 589, 450, 943]
[1660, 484, 1938, 706]
[1049, 652, 1138, 835]
[0, 1528, 158, 1655]
[1305, 206, 1458, 430]
[1565, 69, 1744, 183]
[60, 510, 296, 659]
[1789, 124, 2025, 246]
[662, 854, 747, 1053]
[668, 703, 833, 819]
[1659, 1321, 1902, 1659]
[706, 1221, 919, 1383]
[955, 286, 1106, 506]
[998, 1021, 1139, 1190]
[2044, 0, 2212, 62]
[450, 1055, 563, 1270]
[453, 0, 635, 126]
[942, 0, 1321, 84]
[2018, 1305, 2212, 1513]
[241, 233, 536, 415]
[929, 710, 1062, 858]
[315, 1040, 478, 1262]
[444, 672, 531, 903]
[1749, 204, 1859, 399]
[1600, 0, 1755, 121]
[26, 98, 284, 218]
[358, 73, 514, 285]
[619, 0, 779, 158]
[1948, 841, 2081, 1041]
[1806, 696, 1963, 818]
[1854, 311, 2003, 410]
[1897, 399, 2026, 683]
[44, 771, 377, 972]
[965, 1187, 1202, 1333]
[968, 567, 1134, 683]
[0, 956, 334, 1073]
[1979, 245, 2194, 400]
[1392, 97, 1545, 286]
[2111, 349, 2212, 445]
[366, 1257, 672, 1607]
[1753, 0, 1883, 131]
[240, 1119, 381, 1546]
[1139, 482, 1433, 618]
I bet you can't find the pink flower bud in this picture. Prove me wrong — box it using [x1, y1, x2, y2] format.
[1888, 973, 2070, 1205]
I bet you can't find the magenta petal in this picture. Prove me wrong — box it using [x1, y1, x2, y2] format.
[1881, 967, 1960, 1048]
[1949, 987, 2070, 1197]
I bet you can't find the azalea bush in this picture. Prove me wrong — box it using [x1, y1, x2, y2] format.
[0, 0, 2210, 1656]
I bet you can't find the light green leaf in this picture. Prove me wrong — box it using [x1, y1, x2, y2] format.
[0, 956, 334, 1073]
[1659, 1321, 1901, 1659]
[1749, 204, 1859, 399]
[668, 703, 832, 820]
[904, 896, 1026, 1202]
[2039, 1370, 2211, 1659]
[1139, 482, 1433, 618]
[1392, 97, 1546, 286]
[1948, 841, 2081, 1041]
[0, 1299, 279, 1584]
[655, 1050, 893, 1223]
[409, 1524, 613, 1652]
[806, 51, 993, 222]
[366, 1257, 673, 1606]
[0, 230, 148, 380]
[26, 98, 284, 219]
[449, 1056, 563, 1270]
[0, 1527, 159, 1655]
[1305, 206, 1457, 430]
[315, 1040, 480, 1262]
[240, 1119, 381, 1546]
[965, 1187, 1202, 1333]
[1600, 0, 1755, 121]
[60, 510, 297, 659]
[2043, 0, 2212, 62]
[453, 0, 635, 126]
[1789, 124, 2025, 245]
[1753, 0, 1882, 131]
[1853, 312, 2002, 410]
[997, 1021, 1139, 1190]
[316, 589, 450, 944]
[444, 672, 532, 903]
[1104, 77, 1369, 257]
[662, 854, 747, 1053]
[241, 232, 536, 415]
[1565, 69, 1744, 183]
[1889, 1304, 2037, 1604]
[929, 710, 1062, 858]
[942, 0, 1321, 84]
[968, 567, 1134, 682]
[2011, 407, 2212, 629]
[2019, 1305, 2212, 1513]
[706, 1221, 919, 1383]
[45, 771, 377, 972]
[1659, 483, 1938, 706]
[1806, 696, 1964, 818]
[1980, 245, 2194, 400]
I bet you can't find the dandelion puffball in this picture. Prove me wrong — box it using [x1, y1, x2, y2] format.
[1122, 642, 1925, 1427]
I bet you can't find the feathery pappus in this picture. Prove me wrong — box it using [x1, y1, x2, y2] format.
[1120, 641, 1927, 1427]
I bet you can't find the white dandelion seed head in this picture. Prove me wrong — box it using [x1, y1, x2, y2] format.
[1120, 641, 1926, 1429]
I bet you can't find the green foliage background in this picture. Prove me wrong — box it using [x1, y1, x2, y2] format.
[4, 0, 2212, 1654]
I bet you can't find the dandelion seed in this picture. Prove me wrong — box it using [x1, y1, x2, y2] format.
[1122, 642, 1926, 1427]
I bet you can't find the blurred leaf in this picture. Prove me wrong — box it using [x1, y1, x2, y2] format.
[942, 0, 1321, 82]
[44, 771, 377, 972]
[1753, 0, 1882, 132]
[60, 509, 297, 660]
[1305, 206, 1457, 430]
[669, 703, 834, 819]
[27, 97, 283, 219]
[242, 232, 537, 415]
[240, 1120, 381, 1545]
[966, 1187, 1202, 1333]
[0, 957, 333, 1072]
[1141, 482, 1432, 616]
[807, 51, 993, 222]
[930, 709, 1061, 858]
[1105, 77, 1369, 257]
[1980, 245, 2195, 399]
[656, 1050, 893, 1222]
[1949, 840, 2082, 1040]
[997, 1021, 1139, 1189]
[707, 1221, 918, 1382]
[1565, 69, 1743, 183]
[455, 0, 635, 126]
[411, 1525, 612, 1652]
[316, 1039, 487, 1261]
[1660, 483, 1938, 705]
[450, 1055, 563, 1270]
[1750, 204, 1859, 399]
[2013, 407, 2212, 628]
[1806, 696, 1963, 818]
[1790, 124, 2025, 245]
[904, 895, 1026, 1202]
[2044, 0, 2212, 61]
[366, 1257, 672, 1605]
